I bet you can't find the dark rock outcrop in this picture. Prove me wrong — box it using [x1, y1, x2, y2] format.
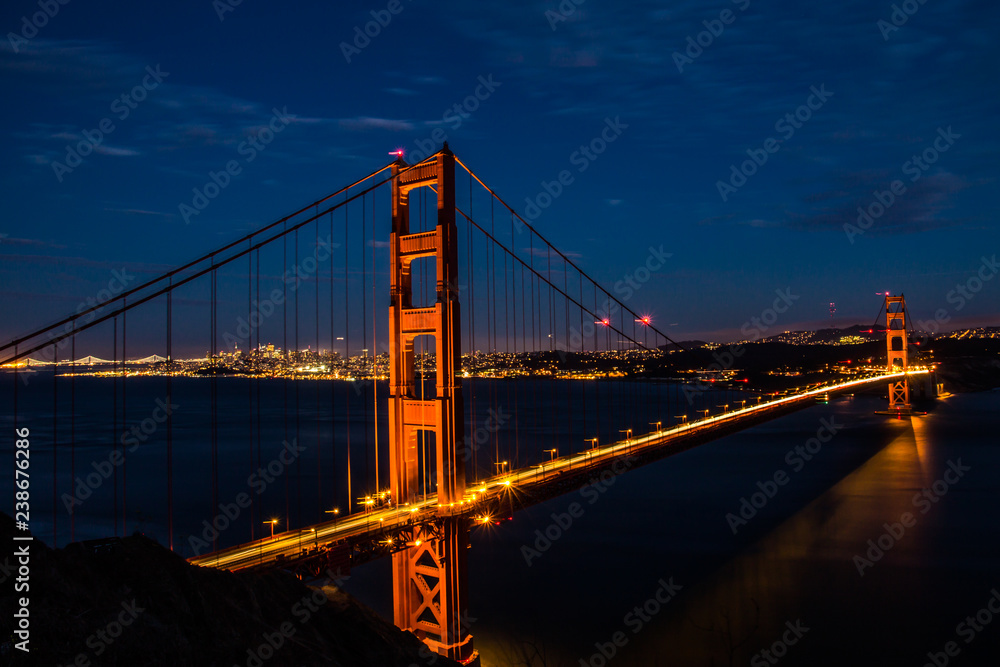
[0, 513, 456, 666]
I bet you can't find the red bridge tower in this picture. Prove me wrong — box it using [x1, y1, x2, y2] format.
[387, 146, 475, 664]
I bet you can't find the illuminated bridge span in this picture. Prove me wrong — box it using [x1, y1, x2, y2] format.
[0, 146, 931, 665]
[188, 368, 926, 571]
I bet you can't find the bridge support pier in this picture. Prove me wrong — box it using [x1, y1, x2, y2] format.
[388, 146, 476, 664]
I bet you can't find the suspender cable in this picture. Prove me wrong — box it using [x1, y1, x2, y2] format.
[509, 211, 518, 468]
[329, 210, 336, 513]
[563, 251, 571, 461]
[345, 195, 352, 513]
[530, 233, 537, 462]
[122, 302, 128, 535]
[248, 247, 254, 540]
[52, 344, 57, 546]
[113, 316, 118, 536]
[210, 269, 218, 549]
[283, 226, 290, 531]
[467, 174, 477, 481]
[501, 200, 512, 468]
[12, 345, 17, 528]
[362, 193, 370, 496]
[255, 249, 262, 534]
[70, 333, 76, 542]
[295, 227, 301, 529]
[316, 209, 322, 518]
[372, 189, 380, 497]
[487, 196, 497, 473]
[166, 285, 173, 550]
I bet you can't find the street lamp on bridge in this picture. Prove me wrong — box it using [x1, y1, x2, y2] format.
[325, 507, 340, 532]
[264, 518, 278, 539]
[619, 428, 633, 454]
[675, 414, 688, 424]
[544, 448, 558, 461]
[494, 460, 509, 475]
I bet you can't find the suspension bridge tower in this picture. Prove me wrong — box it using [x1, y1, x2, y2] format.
[885, 294, 911, 412]
[387, 145, 476, 664]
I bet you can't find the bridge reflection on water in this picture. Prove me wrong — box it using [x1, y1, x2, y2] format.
[419, 392, 999, 666]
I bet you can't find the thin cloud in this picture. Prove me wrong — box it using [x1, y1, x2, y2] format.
[780, 171, 969, 234]
[339, 117, 415, 132]
[93, 145, 140, 157]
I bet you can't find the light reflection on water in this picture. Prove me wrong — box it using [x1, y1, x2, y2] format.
[4, 369, 997, 665]
[421, 392, 1000, 666]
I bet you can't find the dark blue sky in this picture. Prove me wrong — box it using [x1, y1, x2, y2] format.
[2, 0, 998, 343]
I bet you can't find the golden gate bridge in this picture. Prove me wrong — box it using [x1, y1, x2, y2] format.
[0, 145, 930, 665]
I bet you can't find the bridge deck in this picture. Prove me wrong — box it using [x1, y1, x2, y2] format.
[189, 370, 928, 572]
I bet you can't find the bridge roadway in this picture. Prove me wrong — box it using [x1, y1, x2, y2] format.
[189, 369, 928, 572]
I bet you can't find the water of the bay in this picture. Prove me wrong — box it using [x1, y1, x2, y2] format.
[2, 371, 998, 665]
